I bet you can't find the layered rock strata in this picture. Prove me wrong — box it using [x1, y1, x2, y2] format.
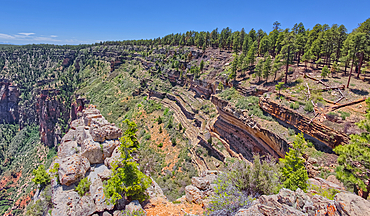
[259, 97, 349, 149]
[211, 96, 289, 159]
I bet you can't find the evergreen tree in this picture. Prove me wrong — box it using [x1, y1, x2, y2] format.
[280, 133, 309, 191]
[104, 120, 151, 204]
[334, 99, 370, 199]
[200, 60, 205, 71]
[263, 54, 272, 83]
[280, 32, 296, 84]
[255, 60, 263, 83]
[321, 65, 329, 79]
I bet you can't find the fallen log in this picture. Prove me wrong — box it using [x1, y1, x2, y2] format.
[321, 85, 345, 91]
[306, 83, 311, 99]
[331, 97, 367, 110]
[334, 96, 345, 104]
[304, 74, 329, 87]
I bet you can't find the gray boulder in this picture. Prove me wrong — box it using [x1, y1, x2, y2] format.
[90, 178, 114, 212]
[185, 185, 203, 204]
[191, 177, 210, 190]
[81, 139, 103, 164]
[58, 154, 90, 186]
[335, 192, 370, 216]
[57, 141, 77, 159]
[126, 200, 145, 213]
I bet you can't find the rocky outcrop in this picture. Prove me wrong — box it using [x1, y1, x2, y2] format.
[185, 172, 219, 205]
[259, 97, 349, 149]
[0, 80, 19, 124]
[235, 188, 370, 216]
[58, 154, 90, 186]
[50, 105, 133, 216]
[211, 96, 289, 159]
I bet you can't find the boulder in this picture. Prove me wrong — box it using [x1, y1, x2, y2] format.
[70, 118, 85, 129]
[90, 178, 114, 212]
[102, 139, 120, 158]
[104, 146, 122, 169]
[81, 139, 103, 164]
[97, 168, 112, 180]
[61, 127, 91, 145]
[113, 210, 123, 216]
[146, 178, 166, 199]
[191, 177, 210, 190]
[57, 141, 77, 159]
[277, 188, 295, 206]
[313, 177, 344, 191]
[126, 200, 145, 213]
[58, 154, 90, 186]
[185, 185, 203, 204]
[235, 205, 264, 216]
[335, 192, 370, 216]
[90, 124, 107, 142]
[102, 212, 112, 216]
[103, 125, 122, 140]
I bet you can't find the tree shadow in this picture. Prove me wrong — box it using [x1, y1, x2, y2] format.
[350, 88, 369, 96]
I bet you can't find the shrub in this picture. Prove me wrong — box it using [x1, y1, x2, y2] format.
[157, 116, 162, 124]
[290, 102, 300, 110]
[288, 128, 296, 136]
[32, 165, 50, 187]
[75, 177, 91, 196]
[171, 138, 176, 146]
[207, 154, 281, 215]
[338, 111, 350, 120]
[158, 143, 163, 148]
[304, 101, 314, 112]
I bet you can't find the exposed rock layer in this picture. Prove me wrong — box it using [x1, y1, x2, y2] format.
[259, 97, 349, 149]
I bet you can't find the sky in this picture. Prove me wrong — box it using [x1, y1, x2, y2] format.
[0, 0, 369, 45]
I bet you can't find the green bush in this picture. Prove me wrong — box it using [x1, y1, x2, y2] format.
[32, 165, 50, 187]
[338, 111, 350, 120]
[304, 101, 314, 112]
[75, 177, 91, 196]
[207, 154, 281, 215]
[158, 143, 163, 148]
[290, 102, 300, 110]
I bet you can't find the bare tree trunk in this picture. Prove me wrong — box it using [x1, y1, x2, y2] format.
[285, 47, 290, 84]
[347, 57, 355, 88]
[356, 52, 364, 78]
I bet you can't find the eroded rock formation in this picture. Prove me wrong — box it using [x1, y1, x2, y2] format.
[0, 79, 19, 124]
[211, 96, 289, 159]
[259, 97, 349, 149]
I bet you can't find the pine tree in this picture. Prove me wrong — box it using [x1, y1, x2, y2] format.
[255, 60, 263, 83]
[321, 65, 329, 79]
[280, 133, 309, 191]
[280, 32, 296, 84]
[263, 54, 272, 83]
[200, 60, 205, 71]
[334, 99, 370, 199]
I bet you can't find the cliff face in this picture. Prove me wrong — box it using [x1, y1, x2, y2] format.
[259, 97, 349, 149]
[0, 79, 19, 124]
[211, 96, 289, 159]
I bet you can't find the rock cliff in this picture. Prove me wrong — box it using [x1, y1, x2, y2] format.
[0, 79, 19, 124]
[259, 97, 349, 149]
[211, 96, 289, 159]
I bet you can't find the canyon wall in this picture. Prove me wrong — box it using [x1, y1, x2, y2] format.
[211, 96, 289, 159]
[0, 79, 19, 124]
[259, 97, 349, 149]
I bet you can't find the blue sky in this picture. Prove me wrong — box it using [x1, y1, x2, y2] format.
[1, 0, 369, 45]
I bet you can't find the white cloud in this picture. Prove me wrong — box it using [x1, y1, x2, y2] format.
[18, 33, 35, 36]
[50, 35, 58, 38]
[0, 33, 15, 39]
